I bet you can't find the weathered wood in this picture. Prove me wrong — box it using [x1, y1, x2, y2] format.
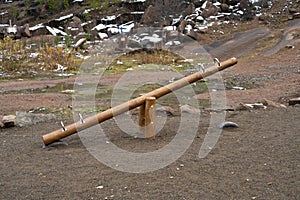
[144, 97, 156, 139]
[42, 57, 238, 145]
[138, 101, 146, 133]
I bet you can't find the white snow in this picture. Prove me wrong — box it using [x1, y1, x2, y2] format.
[142, 35, 162, 43]
[46, 26, 57, 36]
[108, 27, 120, 34]
[92, 24, 106, 31]
[102, 15, 116, 21]
[98, 32, 108, 39]
[164, 26, 176, 31]
[29, 23, 44, 31]
[46, 26, 67, 36]
[119, 22, 135, 33]
[55, 14, 73, 21]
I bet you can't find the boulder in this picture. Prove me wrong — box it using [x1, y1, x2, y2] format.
[140, 5, 161, 25]
[181, 3, 195, 18]
[186, 29, 203, 41]
[220, 3, 230, 12]
[16, 112, 56, 127]
[201, 4, 218, 19]
[23, 24, 31, 37]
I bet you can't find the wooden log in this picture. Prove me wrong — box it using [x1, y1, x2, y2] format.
[144, 97, 156, 139]
[42, 57, 238, 145]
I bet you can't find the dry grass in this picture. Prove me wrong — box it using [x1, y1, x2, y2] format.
[0, 37, 82, 79]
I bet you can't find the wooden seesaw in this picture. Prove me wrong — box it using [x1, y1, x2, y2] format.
[42, 57, 238, 146]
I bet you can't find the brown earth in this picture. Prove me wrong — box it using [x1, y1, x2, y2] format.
[1, 19, 300, 199]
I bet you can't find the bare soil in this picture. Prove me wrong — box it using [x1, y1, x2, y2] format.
[1, 20, 300, 199]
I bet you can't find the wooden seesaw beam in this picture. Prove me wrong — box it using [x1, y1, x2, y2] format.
[42, 57, 238, 145]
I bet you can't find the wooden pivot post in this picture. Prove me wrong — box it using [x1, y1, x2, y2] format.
[138, 99, 146, 133]
[140, 97, 156, 139]
[145, 97, 156, 139]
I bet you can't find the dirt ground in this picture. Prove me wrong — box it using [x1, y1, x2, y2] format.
[1, 19, 300, 199]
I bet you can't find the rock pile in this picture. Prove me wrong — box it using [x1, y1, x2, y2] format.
[0, 0, 284, 43]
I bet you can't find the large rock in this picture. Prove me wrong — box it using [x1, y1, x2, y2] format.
[181, 3, 195, 18]
[186, 29, 203, 41]
[220, 3, 230, 12]
[140, 5, 161, 25]
[16, 112, 56, 127]
[201, 3, 218, 19]
[66, 16, 84, 35]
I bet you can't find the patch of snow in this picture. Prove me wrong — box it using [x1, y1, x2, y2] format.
[55, 14, 74, 21]
[119, 22, 135, 33]
[196, 16, 204, 21]
[237, 10, 244, 15]
[164, 26, 176, 31]
[7, 26, 17, 34]
[92, 24, 106, 31]
[201, 1, 207, 9]
[172, 15, 182, 25]
[81, 20, 93, 27]
[29, 53, 39, 58]
[0, 11, 8, 16]
[46, 26, 56, 36]
[165, 40, 181, 46]
[108, 27, 120, 34]
[98, 32, 108, 39]
[83, 9, 93, 14]
[102, 15, 116, 22]
[142, 36, 162, 43]
[130, 11, 144, 14]
[53, 27, 68, 36]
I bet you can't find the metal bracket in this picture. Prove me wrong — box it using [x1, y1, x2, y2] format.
[60, 121, 67, 132]
[79, 113, 85, 124]
[42, 140, 68, 148]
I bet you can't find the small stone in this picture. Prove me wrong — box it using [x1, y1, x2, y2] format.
[169, 176, 174, 179]
[61, 89, 75, 94]
[2, 115, 16, 128]
[289, 97, 300, 105]
[96, 185, 103, 189]
[262, 98, 283, 108]
[156, 106, 175, 116]
[219, 121, 239, 129]
[285, 45, 294, 49]
[180, 104, 201, 114]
